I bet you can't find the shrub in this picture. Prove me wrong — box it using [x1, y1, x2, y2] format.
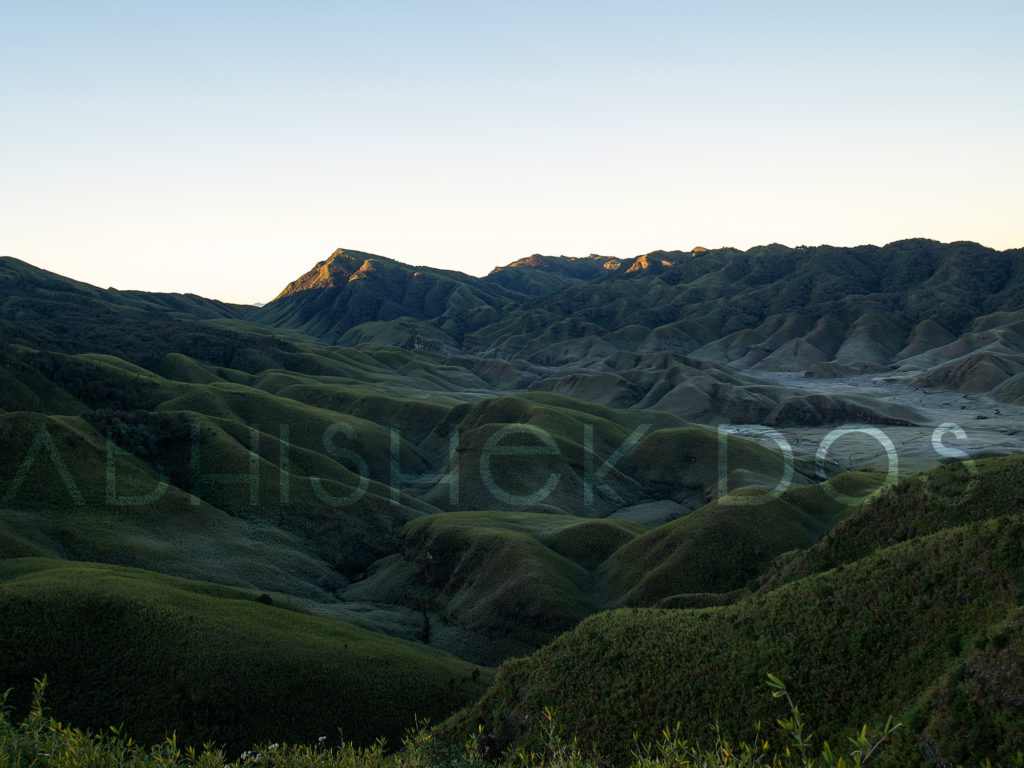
[3, 676, 1015, 768]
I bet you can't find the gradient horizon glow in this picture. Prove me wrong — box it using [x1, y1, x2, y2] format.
[3, 1, 1022, 304]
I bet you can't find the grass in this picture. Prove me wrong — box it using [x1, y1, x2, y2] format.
[3, 675, 1013, 768]
[1, 340, 813, 664]
[343, 512, 641, 653]
[760, 454, 1024, 590]
[345, 488, 898, 662]
[0, 559, 490, 754]
[0, 410, 426, 589]
[448, 511, 1024, 766]
[618, 426, 813, 501]
[602, 471, 883, 606]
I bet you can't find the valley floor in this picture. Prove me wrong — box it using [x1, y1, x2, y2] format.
[737, 370, 1024, 473]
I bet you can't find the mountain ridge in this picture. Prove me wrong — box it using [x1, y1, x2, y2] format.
[250, 240, 1024, 405]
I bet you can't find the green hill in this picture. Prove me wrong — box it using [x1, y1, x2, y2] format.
[449, 511, 1024, 765]
[345, 511, 643, 660]
[0, 558, 490, 753]
[602, 471, 883, 606]
[760, 454, 1024, 590]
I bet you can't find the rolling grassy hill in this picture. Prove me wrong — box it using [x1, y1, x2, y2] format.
[344, 511, 644, 659]
[447, 488, 1024, 765]
[601, 471, 883, 606]
[760, 453, 1024, 590]
[0, 310, 814, 593]
[440, 453, 1024, 763]
[0, 305, 834, 668]
[339, 474, 881, 664]
[0, 559, 490, 753]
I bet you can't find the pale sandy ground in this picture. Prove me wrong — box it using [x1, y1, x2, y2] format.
[734, 372, 1024, 477]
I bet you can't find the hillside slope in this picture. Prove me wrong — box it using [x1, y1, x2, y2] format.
[447, 457, 1024, 766]
[0, 559, 490, 752]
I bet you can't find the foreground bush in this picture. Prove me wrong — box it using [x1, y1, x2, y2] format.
[0, 678, 1017, 768]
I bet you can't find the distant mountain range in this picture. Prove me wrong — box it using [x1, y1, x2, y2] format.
[5, 239, 1024, 422]
[254, 240, 1024, 399]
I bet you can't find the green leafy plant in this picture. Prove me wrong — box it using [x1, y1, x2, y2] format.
[0, 677, 1015, 768]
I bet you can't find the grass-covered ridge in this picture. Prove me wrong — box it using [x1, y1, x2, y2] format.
[602, 471, 883, 606]
[0, 559, 490, 753]
[356, 512, 642, 649]
[760, 454, 1024, 590]
[448, 503, 1024, 766]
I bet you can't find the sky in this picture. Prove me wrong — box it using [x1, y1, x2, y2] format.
[2, 1, 1022, 304]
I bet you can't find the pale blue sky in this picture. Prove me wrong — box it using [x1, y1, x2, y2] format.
[2, 1, 1022, 303]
